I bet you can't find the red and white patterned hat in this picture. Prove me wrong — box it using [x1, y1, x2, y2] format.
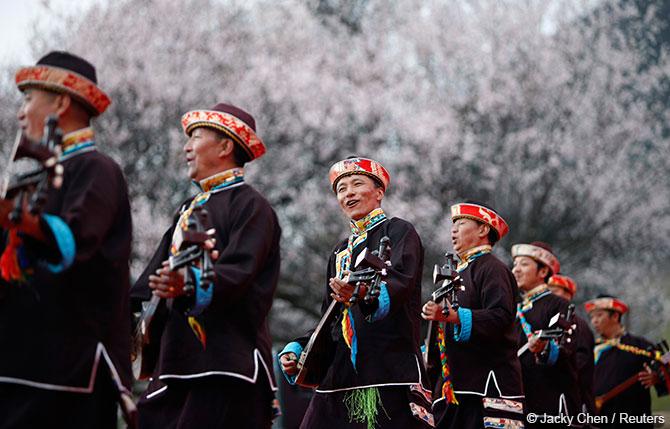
[15, 51, 110, 116]
[328, 157, 390, 192]
[450, 202, 510, 240]
[181, 103, 266, 161]
[584, 296, 629, 314]
[512, 243, 560, 275]
[548, 274, 577, 296]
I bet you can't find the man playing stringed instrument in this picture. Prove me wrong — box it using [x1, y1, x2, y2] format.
[548, 274, 596, 418]
[512, 241, 581, 427]
[587, 295, 668, 428]
[422, 201, 525, 429]
[278, 157, 432, 429]
[0, 51, 133, 428]
[130, 103, 281, 428]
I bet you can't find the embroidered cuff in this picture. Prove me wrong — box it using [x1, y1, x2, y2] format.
[546, 340, 559, 366]
[367, 282, 390, 322]
[453, 307, 472, 343]
[41, 214, 75, 273]
[278, 342, 303, 385]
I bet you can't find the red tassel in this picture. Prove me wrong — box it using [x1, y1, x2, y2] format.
[1, 229, 25, 282]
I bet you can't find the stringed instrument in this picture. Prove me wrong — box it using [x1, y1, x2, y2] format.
[1, 116, 64, 220]
[595, 340, 670, 412]
[132, 205, 215, 380]
[294, 237, 392, 388]
[423, 252, 463, 369]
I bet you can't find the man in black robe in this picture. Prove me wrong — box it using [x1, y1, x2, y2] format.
[131, 103, 281, 428]
[548, 274, 596, 418]
[422, 201, 525, 429]
[586, 295, 668, 428]
[512, 241, 580, 427]
[279, 157, 432, 429]
[0, 51, 132, 428]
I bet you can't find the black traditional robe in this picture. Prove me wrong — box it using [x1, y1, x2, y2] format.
[282, 216, 430, 428]
[0, 144, 132, 428]
[516, 289, 581, 426]
[574, 315, 595, 415]
[131, 181, 280, 428]
[432, 252, 525, 429]
[594, 333, 668, 429]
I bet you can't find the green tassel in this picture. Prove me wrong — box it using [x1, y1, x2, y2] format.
[343, 387, 388, 429]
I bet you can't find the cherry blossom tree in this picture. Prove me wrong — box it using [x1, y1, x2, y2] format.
[1, 0, 668, 340]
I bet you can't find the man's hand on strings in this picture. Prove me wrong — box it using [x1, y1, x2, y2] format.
[329, 274, 367, 303]
[639, 364, 659, 388]
[528, 333, 548, 354]
[422, 300, 460, 324]
[279, 352, 299, 376]
[149, 260, 186, 299]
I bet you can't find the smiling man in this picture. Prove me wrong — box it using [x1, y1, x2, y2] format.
[0, 51, 132, 428]
[278, 156, 431, 429]
[130, 103, 281, 429]
[512, 242, 580, 427]
[421, 201, 524, 429]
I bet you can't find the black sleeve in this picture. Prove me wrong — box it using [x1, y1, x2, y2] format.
[467, 260, 517, 342]
[208, 193, 279, 310]
[53, 157, 127, 263]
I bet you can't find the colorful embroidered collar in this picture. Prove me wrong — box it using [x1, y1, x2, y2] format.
[196, 168, 245, 193]
[456, 245, 491, 272]
[61, 127, 96, 159]
[519, 284, 551, 311]
[593, 332, 664, 364]
[350, 207, 387, 236]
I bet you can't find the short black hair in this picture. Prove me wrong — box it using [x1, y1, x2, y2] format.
[209, 128, 250, 167]
[232, 142, 250, 167]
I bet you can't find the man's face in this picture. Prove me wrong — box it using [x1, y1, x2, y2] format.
[548, 284, 573, 301]
[590, 309, 618, 337]
[451, 218, 487, 256]
[512, 256, 547, 291]
[17, 89, 60, 142]
[183, 127, 228, 181]
[335, 175, 384, 221]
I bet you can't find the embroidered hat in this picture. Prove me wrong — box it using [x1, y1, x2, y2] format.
[328, 156, 390, 192]
[511, 242, 560, 275]
[548, 274, 577, 296]
[584, 296, 629, 314]
[451, 202, 509, 240]
[181, 103, 266, 161]
[15, 51, 110, 116]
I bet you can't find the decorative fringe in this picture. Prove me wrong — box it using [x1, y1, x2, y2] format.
[188, 316, 207, 348]
[436, 323, 458, 405]
[344, 387, 387, 429]
[0, 229, 28, 283]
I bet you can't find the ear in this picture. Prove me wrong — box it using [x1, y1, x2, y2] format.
[477, 223, 490, 239]
[54, 93, 72, 116]
[538, 265, 550, 280]
[218, 139, 235, 159]
[374, 187, 384, 203]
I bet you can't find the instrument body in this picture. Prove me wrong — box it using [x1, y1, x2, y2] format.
[132, 206, 215, 380]
[294, 237, 392, 388]
[1, 116, 64, 222]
